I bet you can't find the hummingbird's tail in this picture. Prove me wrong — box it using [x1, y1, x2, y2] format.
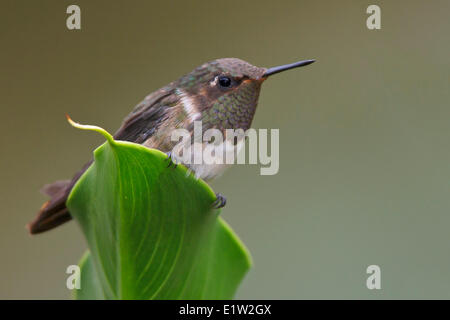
[27, 160, 93, 234]
[27, 180, 73, 234]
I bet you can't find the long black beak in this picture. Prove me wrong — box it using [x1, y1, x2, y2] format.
[263, 59, 315, 77]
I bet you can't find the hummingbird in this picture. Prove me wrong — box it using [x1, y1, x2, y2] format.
[28, 57, 315, 234]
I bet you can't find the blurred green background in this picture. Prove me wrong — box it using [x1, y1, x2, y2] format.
[1, 0, 449, 299]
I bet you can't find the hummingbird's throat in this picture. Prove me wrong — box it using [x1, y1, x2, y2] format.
[205, 80, 262, 131]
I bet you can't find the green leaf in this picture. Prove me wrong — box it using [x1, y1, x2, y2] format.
[73, 251, 104, 300]
[66, 121, 251, 300]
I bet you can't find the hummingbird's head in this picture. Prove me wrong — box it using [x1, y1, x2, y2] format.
[176, 57, 314, 131]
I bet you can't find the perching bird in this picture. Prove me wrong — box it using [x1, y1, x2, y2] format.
[28, 57, 315, 234]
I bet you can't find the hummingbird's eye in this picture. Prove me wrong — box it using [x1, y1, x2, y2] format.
[218, 76, 232, 88]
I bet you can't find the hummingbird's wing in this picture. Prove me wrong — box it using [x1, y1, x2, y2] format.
[113, 86, 178, 144]
[28, 86, 179, 234]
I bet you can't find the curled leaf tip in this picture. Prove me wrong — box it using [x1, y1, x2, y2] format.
[66, 114, 115, 145]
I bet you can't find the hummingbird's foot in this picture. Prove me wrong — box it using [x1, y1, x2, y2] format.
[165, 151, 178, 169]
[212, 193, 227, 209]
